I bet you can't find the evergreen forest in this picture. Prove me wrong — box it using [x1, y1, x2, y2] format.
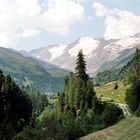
[0, 49, 140, 140]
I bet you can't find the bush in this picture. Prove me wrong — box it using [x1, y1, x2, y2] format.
[12, 126, 40, 140]
[126, 81, 140, 112]
[101, 103, 123, 125]
[0, 120, 16, 140]
[135, 104, 140, 117]
[125, 86, 138, 112]
[114, 83, 118, 90]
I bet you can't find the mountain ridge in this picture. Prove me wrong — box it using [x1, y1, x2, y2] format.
[0, 47, 69, 92]
[28, 33, 140, 74]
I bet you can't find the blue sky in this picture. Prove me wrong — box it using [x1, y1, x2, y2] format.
[0, 0, 140, 51]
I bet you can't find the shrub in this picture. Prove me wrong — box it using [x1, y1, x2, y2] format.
[101, 103, 123, 125]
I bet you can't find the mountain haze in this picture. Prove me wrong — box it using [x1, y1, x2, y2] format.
[0, 47, 69, 92]
[0, 34, 140, 92]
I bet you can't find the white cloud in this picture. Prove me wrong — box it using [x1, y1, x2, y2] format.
[93, 2, 108, 16]
[93, 2, 140, 39]
[0, 0, 85, 47]
[41, 0, 85, 35]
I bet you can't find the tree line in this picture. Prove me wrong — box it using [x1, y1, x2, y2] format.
[0, 48, 139, 140]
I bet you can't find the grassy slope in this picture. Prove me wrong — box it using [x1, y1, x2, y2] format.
[80, 81, 140, 140]
[80, 117, 140, 140]
[95, 81, 128, 103]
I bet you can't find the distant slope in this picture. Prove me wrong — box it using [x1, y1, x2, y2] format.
[98, 48, 136, 73]
[80, 117, 140, 140]
[0, 47, 68, 92]
[95, 50, 137, 85]
[35, 58, 70, 78]
[29, 33, 140, 74]
[20, 49, 70, 78]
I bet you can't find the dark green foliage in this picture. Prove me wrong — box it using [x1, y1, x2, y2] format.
[125, 84, 139, 112]
[101, 103, 123, 125]
[0, 70, 33, 140]
[12, 126, 40, 140]
[58, 50, 96, 115]
[59, 76, 96, 113]
[95, 53, 136, 85]
[13, 110, 64, 140]
[125, 49, 140, 116]
[59, 111, 84, 140]
[114, 83, 118, 90]
[1, 75, 33, 127]
[29, 91, 48, 116]
[96, 69, 122, 85]
[75, 49, 88, 81]
[0, 120, 16, 140]
[37, 112, 64, 140]
[54, 50, 123, 139]
[0, 69, 4, 89]
[135, 105, 140, 116]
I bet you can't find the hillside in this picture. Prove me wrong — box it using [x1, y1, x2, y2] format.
[95, 81, 127, 103]
[0, 47, 68, 92]
[95, 52, 137, 85]
[80, 117, 140, 140]
[35, 58, 69, 78]
[80, 80, 140, 140]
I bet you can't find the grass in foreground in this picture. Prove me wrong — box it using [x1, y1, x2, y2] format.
[80, 117, 140, 140]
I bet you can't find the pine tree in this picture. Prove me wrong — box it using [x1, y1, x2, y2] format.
[0, 70, 4, 90]
[133, 48, 140, 82]
[125, 48, 140, 115]
[75, 49, 88, 81]
[114, 83, 118, 90]
[58, 50, 97, 116]
[0, 71, 33, 138]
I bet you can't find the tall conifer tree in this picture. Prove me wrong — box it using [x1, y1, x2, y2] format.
[75, 49, 88, 81]
[126, 48, 140, 114]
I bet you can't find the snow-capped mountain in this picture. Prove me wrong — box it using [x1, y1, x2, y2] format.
[29, 33, 140, 74]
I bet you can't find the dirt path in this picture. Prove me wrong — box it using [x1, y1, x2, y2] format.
[116, 103, 132, 118]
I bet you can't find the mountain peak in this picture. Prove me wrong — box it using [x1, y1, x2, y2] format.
[29, 34, 140, 74]
[68, 36, 100, 57]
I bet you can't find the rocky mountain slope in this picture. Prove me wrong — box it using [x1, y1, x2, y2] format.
[29, 33, 140, 75]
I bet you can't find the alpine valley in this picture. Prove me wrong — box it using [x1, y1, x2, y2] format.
[0, 47, 69, 93]
[0, 33, 140, 92]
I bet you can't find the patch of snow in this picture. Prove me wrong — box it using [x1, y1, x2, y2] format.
[49, 45, 67, 60]
[104, 43, 120, 56]
[36, 56, 40, 59]
[116, 37, 140, 49]
[68, 36, 99, 57]
[104, 36, 140, 56]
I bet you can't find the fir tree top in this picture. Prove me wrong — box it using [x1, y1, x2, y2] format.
[75, 49, 88, 81]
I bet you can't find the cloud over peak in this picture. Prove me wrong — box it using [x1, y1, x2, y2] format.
[42, 0, 85, 35]
[93, 2, 140, 39]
